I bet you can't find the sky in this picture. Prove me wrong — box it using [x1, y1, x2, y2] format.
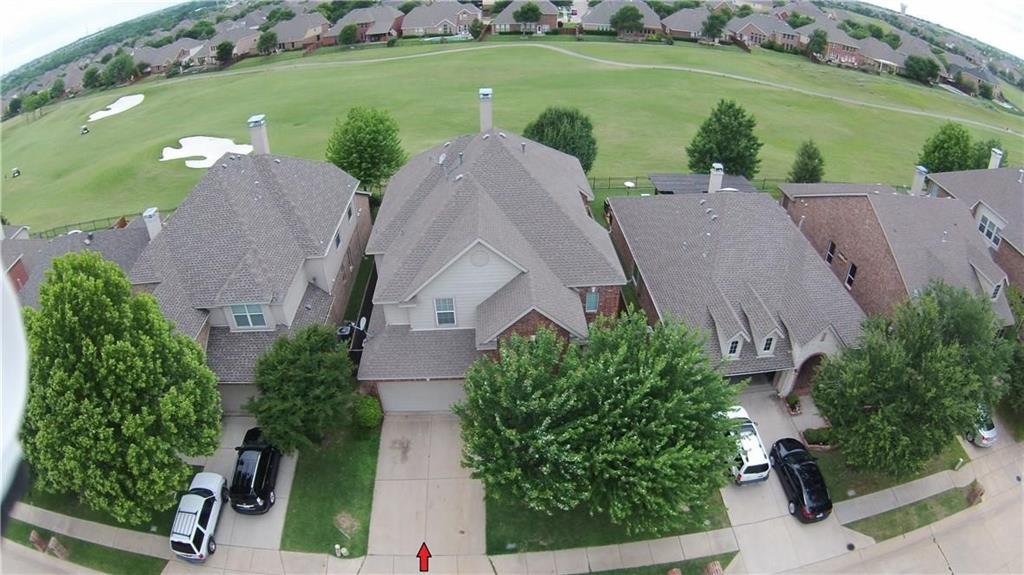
[0, 0, 1022, 76]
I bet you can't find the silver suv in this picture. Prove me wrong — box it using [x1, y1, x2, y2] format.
[727, 406, 771, 484]
[169, 472, 228, 563]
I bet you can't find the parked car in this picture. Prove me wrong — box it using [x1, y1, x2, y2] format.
[769, 438, 832, 523]
[169, 472, 227, 562]
[727, 406, 770, 484]
[230, 427, 282, 514]
[966, 406, 997, 448]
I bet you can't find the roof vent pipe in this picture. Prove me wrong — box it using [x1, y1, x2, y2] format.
[478, 88, 493, 133]
[709, 163, 724, 194]
[459, 152, 464, 165]
[247, 114, 270, 155]
[988, 148, 1003, 169]
[521, 142, 526, 153]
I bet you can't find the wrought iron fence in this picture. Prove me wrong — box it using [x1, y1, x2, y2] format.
[31, 208, 176, 240]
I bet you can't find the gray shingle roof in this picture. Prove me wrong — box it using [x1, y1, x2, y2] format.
[582, 0, 661, 28]
[328, 5, 403, 36]
[858, 36, 905, 66]
[609, 193, 865, 376]
[493, 0, 559, 25]
[271, 12, 329, 43]
[357, 310, 483, 381]
[661, 7, 710, 34]
[795, 19, 861, 49]
[780, 182, 899, 200]
[401, 2, 480, 29]
[131, 154, 359, 334]
[649, 173, 758, 194]
[726, 13, 794, 37]
[928, 167, 1024, 251]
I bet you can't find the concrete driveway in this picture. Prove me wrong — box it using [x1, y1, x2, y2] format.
[367, 414, 485, 558]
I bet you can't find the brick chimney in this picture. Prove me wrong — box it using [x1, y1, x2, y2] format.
[912, 165, 928, 195]
[989, 148, 1003, 169]
[708, 163, 724, 193]
[142, 207, 162, 241]
[479, 88, 493, 133]
[248, 114, 270, 155]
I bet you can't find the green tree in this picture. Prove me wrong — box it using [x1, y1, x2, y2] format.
[455, 312, 738, 533]
[918, 122, 973, 173]
[647, 1, 674, 19]
[970, 138, 1006, 169]
[736, 4, 753, 17]
[522, 106, 598, 173]
[184, 20, 215, 39]
[340, 24, 359, 45]
[513, 1, 542, 32]
[258, 31, 278, 54]
[82, 66, 101, 89]
[101, 53, 135, 86]
[398, 0, 421, 14]
[21, 252, 221, 525]
[686, 99, 763, 179]
[260, 7, 295, 31]
[701, 13, 728, 39]
[325, 107, 406, 191]
[882, 31, 901, 49]
[100, 53, 113, 64]
[610, 5, 644, 36]
[49, 78, 65, 99]
[903, 55, 940, 84]
[806, 29, 828, 56]
[216, 41, 234, 65]
[978, 82, 993, 100]
[787, 13, 814, 28]
[469, 18, 485, 39]
[813, 282, 1012, 477]
[7, 96, 21, 115]
[788, 139, 825, 183]
[245, 325, 354, 453]
[866, 22, 884, 39]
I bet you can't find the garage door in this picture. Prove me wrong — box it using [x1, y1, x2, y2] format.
[377, 380, 466, 412]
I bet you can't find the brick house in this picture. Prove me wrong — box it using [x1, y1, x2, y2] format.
[493, 0, 559, 33]
[272, 13, 330, 50]
[324, 6, 404, 44]
[581, 0, 662, 35]
[925, 164, 1024, 290]
[357, 89, 626, 412]
[661, 7, 709, 40]
[794, 20, 863, 65]
[726, 14, 799, 49]
[780, 183, 1014, 324]
[400, 2, 481, 37]
[608, 192, 864, 395]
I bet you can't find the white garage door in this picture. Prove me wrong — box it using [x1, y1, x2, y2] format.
[377, 380, 466, 412]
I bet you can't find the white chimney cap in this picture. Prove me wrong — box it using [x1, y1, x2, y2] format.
[247, 114, 267, 127]
[915, 165, 929, 175]
[991, 148, 1004, 156]
[711, 163, 724, 173]
[143, 207, 159, 218]
[478, 88, 493, 99]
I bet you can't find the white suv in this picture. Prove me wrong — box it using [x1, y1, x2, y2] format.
[727, 406, 771, 484]
[169, 472, 228, 563]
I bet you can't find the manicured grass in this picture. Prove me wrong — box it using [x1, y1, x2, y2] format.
[344, 255, 375, 321]
[3, 517, 168, 575]
[486, 490, 729, 555]
[846, 486, 971, 541]
[595, 552, 737, 575]
[3, 42, 1020, 230]
[996, 399, 1024, 442]
[814, 439, 970, 502]
[280, 425, 381, 556]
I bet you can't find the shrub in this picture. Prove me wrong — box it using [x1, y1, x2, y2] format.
[803, 427, 833, 445]
[785, 392, 800, 407]
[386, 37, 398, 47]
[354, 395, 384, 430]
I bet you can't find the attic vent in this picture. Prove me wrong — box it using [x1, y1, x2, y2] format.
[455, 174, 464, 181]
[699, 199, 706, 205]
[438, 153, 447, 165]
[483, 134, 490, 140]
[274, 158, 281, 164]
[873, 190, 879, 194]
[221, 164, 228, 168]
[498, 132, 507, 138]
[444, 141, 451, 147]
[711, 214, 718, 221]
[705, 208, 713, 215]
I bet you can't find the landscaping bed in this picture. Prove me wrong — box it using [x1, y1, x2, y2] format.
[3, 518, 167, 575]
[595, 552, 737, 575]
[486, 490, 729, 554]
[279, 425, 381, 556]
[846, 485, 972, 541]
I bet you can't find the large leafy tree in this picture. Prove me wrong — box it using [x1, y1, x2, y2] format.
[513, 2, 542, 32]
[918, 122, 973, 173]
[49, 78, 65, 99]
[101, 53, 135, 86]
[456, 312, 738, 534]
[523, 106, 598, 173]
[970, 138, 1006, 169]
[904, 55, 940, 84]
[788, 139, 825, 183]
[701, 13, 728, 39]
[610, 5, 644, 36]
[7, 96, 22, 115]
[216, 41, 234, 65]
[326, 107, 406, 191]
[686, 99, 763, 179]
[246, 325, 355, 453]
[257, 31, 278, 54]
[21, 252, 222, 525]
[82, 67, 101, 89]
[806, 29, 828, 56]
[340, 24, 359, 46]
[813, 282, 1012, 477]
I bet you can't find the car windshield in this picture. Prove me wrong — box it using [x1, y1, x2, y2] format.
[171, 540, 195, 554]
[189, 487, 213, 497]
[232, 450, 261, 494]
[747, 463, 769, 474]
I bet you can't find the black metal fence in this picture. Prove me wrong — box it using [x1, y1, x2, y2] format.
[31, 209, 176, 240]
[588, 175, 909, 196]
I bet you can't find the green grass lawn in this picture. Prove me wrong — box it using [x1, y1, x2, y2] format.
[846, 485, 972, 541]
[3, 518, 168, 575]
[815, 439, 969, 502]
[280, 425, 381, 556]
[3, 41, 1021, 230]
[487, 490, 729, 555]
[595, 552, 737, 575]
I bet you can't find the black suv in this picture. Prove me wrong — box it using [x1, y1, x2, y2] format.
[769, 437, 832, 523]
[229, 428, 282, 514]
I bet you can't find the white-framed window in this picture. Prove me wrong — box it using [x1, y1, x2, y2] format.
[434, 297, 456, 326]
[845, 263, 857, 289]
[978, 215, 1003, 247]
[727, 339, 740, 357]
[585, 290, 599, 313]
[992, 283, 1002, 300]
[825, 241, 836, 264]
[230, 304, 267, 329]
[762, 337, 774, 353]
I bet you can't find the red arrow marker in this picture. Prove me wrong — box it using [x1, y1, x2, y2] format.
[417, 542, 432, 572]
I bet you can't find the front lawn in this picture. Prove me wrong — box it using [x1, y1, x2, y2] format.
[3, 518, 167, 575]
[280, 426, 381, 556]
[846, 485, 972, 541]
[815, 439, 969, 502]
[486, 490, 729, 554]
[596, 552, 737, 575]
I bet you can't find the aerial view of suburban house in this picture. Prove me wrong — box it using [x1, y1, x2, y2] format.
[492, 0, 559, 34]
[660, 6, 710, 40]
[323, 5, 404, 44]
[947, 62, 1002, 95]
[400, 2, 481, 37]
[780, 182, 1014, 323]
[726, 13, 799, 49]
[272, 12, 330, 51]
[925, 161, 1024, 288]
[132, 37, 205, 73]
[128, 115, 371, 411]
[607, 190, 865, 395]
[793, 19, 863, 65]
[204, 23, 263, 60]
[357, 90, 626, 412]
[581, 0, 662, 35]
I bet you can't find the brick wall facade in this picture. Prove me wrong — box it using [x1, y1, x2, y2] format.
[785, 195, 907, 317]
[498, 309, 571, 344]
[576, 285, 621, 324]
[994, 242, 1024, 289]
[327, 194, 373, 325]
[6, 258, 28, 292]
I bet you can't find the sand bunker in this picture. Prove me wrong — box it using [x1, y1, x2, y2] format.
[160, 136, 253, 169]
[88, 94, 144, 122]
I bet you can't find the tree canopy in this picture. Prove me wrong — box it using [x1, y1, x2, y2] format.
[216, 41, 234, 64]
[970, 138, 1007, 169]
[904, 55, 941, 84]
[686, 99, 763, 179]
[325, 106, 406, 191]
[456, 312, 738, 533]
[806, 29, 828, 55]
[257, 31, 278, 54]
[340, 24, 359, 45]
[513, 2, 543, 28]
[813, 282, 1012, 476]
[610, 5, 644, 35]
[522, 106, 598, 173]
[49, 78, 65, 99]
[917, 122, 974, 173]
[82, 67, 101, 89]
[21, 252, 222, 525]
[788, 139, 825, 183]
[101, 53, 135, 86]
[701, 13, 728, 39]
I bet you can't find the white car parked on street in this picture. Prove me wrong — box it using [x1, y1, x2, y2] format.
[169, 472, 228, 563]
[727, 406, 771, 484]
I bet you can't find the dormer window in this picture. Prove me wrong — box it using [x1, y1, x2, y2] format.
[231, 304, 267, 329]
[978, 215, 1003, 247]
[992, 283, 1002, 300]
[762, 337, 775, 354]
[727, 339, 740, 358]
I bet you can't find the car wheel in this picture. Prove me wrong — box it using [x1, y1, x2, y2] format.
[208, 537, 217, 554]
[269, 491, 276, 505]
[788, 501, 796, 516]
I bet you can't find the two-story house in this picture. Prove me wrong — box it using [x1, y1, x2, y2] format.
[492, 0, 559, 34]
[400, 2, 481, 37]
[581, 0, 662, 35]
[130, 115, 372, 412]
[608, 192, 865, 395]
[324, 5, 404, 44]
[780, 183, 1014, 324]
[357, 89, 626, 412]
